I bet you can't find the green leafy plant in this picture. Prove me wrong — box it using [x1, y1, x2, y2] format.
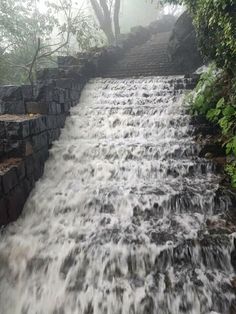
[226, 162, 236, 188]
[189, 66, 236, 187]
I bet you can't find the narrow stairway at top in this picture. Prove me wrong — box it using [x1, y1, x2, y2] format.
[0, 76, 235, 314]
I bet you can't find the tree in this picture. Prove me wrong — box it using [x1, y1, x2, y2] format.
[0, 0, 103, 85]
[89, 0, 121, 45]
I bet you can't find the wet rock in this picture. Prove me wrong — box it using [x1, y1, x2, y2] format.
[1, 166, 18, 194]
[0, 100, 26, 114]
[0, 198, 8, 226]
[168, 11, 203, 73]
[231, 238, 236, 271]
[0, 86, 23, 101]
[4, 120, 30, 140]
[148, 15, 176, 34]
[7, 183, 27, 221]
[199, 142, 226, 158]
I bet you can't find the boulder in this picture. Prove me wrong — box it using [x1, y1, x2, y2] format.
[168, 11, 203, 73]
[148, 15, 176, 34]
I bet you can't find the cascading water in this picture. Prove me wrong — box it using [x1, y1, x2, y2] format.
[0, 77, 235, 314]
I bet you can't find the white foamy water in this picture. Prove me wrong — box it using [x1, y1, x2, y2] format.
[0, 77, 235, 314]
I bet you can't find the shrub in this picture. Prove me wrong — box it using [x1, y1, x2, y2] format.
[190, 66, 236, 187]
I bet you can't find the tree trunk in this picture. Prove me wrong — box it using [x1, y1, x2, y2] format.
[114, 0, 121, 42]
[90, 0, 115, 45]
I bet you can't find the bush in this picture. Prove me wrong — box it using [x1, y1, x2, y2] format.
[190, 65, 236, 187]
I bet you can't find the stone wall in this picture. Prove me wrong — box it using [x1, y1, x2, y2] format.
[0, 25, 159, 227]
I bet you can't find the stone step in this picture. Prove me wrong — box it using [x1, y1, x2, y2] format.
[102, 31, 184, 78]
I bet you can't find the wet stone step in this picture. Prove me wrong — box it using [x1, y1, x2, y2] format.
[0, 76, 235, 314]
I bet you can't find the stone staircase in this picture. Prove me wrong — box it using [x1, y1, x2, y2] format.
[0, 26, 199, 227]
[103, 32, 183, 78]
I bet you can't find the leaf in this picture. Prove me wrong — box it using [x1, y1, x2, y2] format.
[223, 105, 235, 118]
[207, 108, 221, 122]
[216, 97, 225, 109]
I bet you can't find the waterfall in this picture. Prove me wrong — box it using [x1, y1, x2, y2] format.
[0, 77, 235, 314]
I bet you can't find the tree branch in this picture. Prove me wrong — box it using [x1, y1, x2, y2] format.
[90, 0, 106, 26]
[114, 0, 121, 41]
[28, 37, 41, 88]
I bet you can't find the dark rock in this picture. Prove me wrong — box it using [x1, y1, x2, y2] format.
[0, 139, 33, 158]
[231, 238, 236, 271]
[0, 121, 6, 138]
[30, 132, 48, 152]
[130, 26, 151, 43]
[0, 198, 8, 226]
[36, 68, 59, 81]
[26, 101, 48, 114]
[199, 142, 225, 158]
[7, 184, 26, 221]
[56, 114, 67, 129]
[0, 86, 23, 101]
[190, 115, 209, 125]
[29, 116, 47, 135]
[21, 85, 34, 101]
[46, 115, 58, 129]
[0, 100, 25, 114]
[57, 56, 79, 68]
[53, 88, 65, 104]
[193, 124, 220, 136]
[22, 176, 35, 198]
[1, 167, 18, 194]
[48, 129, 61, 145]
[15, 161, 26, 181]
[168, 11, 203, 73]
[25, 155, 34, 177]
[61, 102, 71, 113]
[148, 15, 176, 34]
[4, 120, 30, 139]
[53, 78, 73, 89]
[0, 173, 3, 195]
[35, 83, 55, 103]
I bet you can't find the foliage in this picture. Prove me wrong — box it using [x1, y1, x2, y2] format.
[226, 162, 236, 188]
[0, 0, 103, 84]
[190, 66, 236, 187]
[160, 0, 236, 75]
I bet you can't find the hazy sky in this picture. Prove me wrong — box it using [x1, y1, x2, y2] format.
[36, 0, 181, 33]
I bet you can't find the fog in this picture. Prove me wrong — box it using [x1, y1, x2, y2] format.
[36, 0, 183, 34]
